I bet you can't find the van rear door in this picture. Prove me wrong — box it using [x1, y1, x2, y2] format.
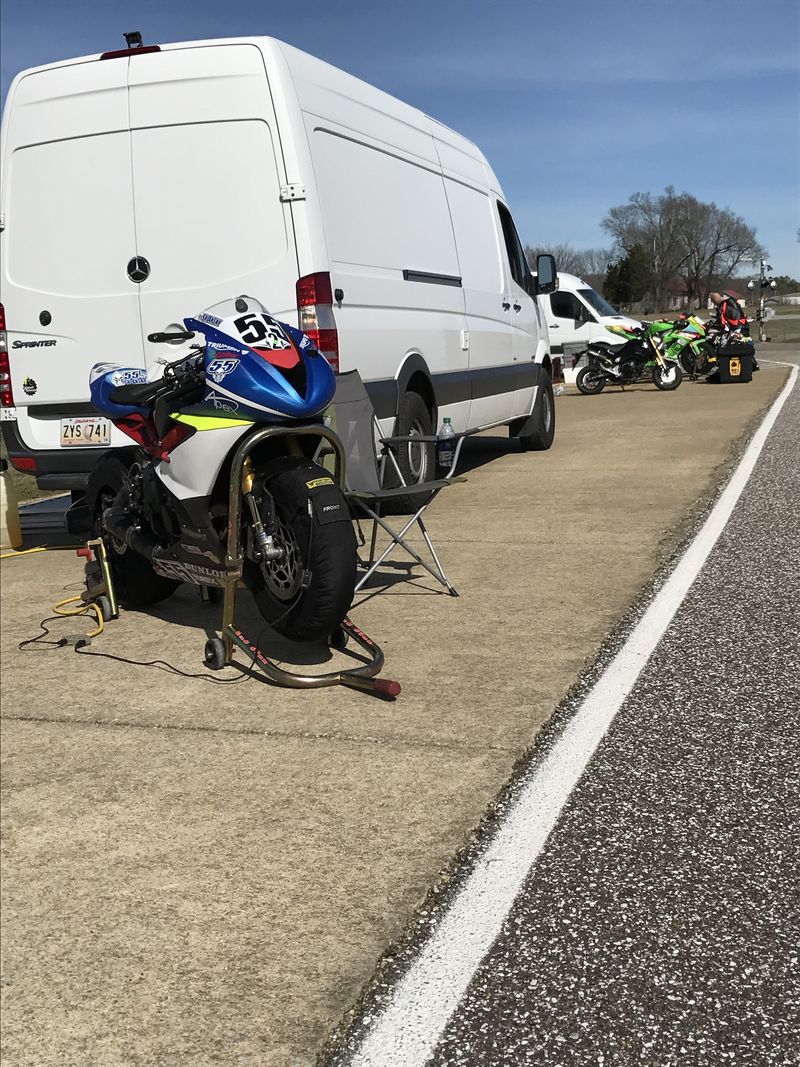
[127, 44, 299, 369]
[2, 60, 145, 422]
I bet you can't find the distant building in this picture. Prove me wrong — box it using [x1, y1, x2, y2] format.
[664, 277, 689, 311]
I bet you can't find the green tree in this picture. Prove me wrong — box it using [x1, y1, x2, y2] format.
[771, 274, 800, 294]
[604, 245, 651, 308]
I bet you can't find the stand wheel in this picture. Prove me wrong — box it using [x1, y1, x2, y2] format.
[330, 626, 349, 651]
[204, 638, 227, 671]
[95, 595, 113, 622]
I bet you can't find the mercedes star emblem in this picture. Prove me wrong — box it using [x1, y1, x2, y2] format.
[127, 256, 151, 283]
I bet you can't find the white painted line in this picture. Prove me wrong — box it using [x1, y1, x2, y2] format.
[346, 363, 799, 1067]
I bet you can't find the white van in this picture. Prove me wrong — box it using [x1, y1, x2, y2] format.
[543, 272, 640, 382]
[0, 35, 557, 491]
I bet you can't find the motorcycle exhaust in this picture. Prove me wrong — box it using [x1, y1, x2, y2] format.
[103, 505, 162, 560]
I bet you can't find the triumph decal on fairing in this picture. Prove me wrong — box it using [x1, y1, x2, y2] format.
[206, 340, 240, 352]
[208, 358, 240, 383]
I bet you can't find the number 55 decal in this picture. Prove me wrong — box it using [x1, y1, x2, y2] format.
[233, 314, 291, 349]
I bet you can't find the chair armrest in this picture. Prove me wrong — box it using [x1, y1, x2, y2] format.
[379, 434, 439, 445]
[379, 431, 469, 446]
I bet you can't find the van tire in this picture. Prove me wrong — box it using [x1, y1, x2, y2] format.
[518, 372, 555, 451]
[86, 453, 180, 607]
[386, 390, 435, 511]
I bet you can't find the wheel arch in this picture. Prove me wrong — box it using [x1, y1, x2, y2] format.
[396, 353, 437, 425]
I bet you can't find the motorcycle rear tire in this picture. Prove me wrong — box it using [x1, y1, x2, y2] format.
[246, 460, 357, 643]
[576, 366, 606, 395]
[652, 362, 683, 391]
[678, 349, 697, 376]
[86, 452, 180, 607]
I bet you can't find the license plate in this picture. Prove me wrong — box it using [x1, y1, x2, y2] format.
[60, 416, 111, 447]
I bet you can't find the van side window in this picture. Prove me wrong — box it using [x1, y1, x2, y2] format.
[550, 291, 582, 319]
[497, 202, 533, 296]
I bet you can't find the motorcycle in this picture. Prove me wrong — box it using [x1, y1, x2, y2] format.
[673, 318, 755, 379]
[67, 296, 357, 644]
[575, 321, 683, 394]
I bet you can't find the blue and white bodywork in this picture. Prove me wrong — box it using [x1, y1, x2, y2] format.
[185, 296, 335, 421]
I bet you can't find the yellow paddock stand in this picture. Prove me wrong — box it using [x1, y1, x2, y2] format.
[0, 458, 23, 551]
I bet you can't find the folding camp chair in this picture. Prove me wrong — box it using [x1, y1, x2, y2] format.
[332, 370, 466, 596]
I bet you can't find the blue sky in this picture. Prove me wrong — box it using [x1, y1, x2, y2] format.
[2, 0, 799, 276]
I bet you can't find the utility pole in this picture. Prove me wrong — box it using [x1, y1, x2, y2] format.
[747, 259, 777, 342]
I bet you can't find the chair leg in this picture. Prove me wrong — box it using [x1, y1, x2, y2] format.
[353, 496, 457, 595]
[368, 502, 380, 567]
[415, 513, 458, 596]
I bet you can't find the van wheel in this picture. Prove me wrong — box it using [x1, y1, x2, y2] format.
[386, 390, 435, 511]
[86, 453, 180, 608]
[518, 372, 555, 451]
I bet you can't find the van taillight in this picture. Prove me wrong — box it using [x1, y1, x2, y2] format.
[0, 303, 12, 408]
[11, 455, 36, 472]
[296, 272, 340, 373]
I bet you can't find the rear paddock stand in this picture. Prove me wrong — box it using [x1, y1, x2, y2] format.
[205, 616, 400, 698]
[207, 424, 400, 698]
[77, 537, 119, 623]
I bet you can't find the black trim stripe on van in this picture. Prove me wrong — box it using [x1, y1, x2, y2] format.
[365, 361, 543, 420]
[402, 270, 463, 287]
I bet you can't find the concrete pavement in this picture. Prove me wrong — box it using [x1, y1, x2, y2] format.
[0, 354, 793, 1065]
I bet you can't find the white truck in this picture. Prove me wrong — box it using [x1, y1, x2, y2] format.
[0, 35, 558, 491]
[542, 272, 640, 383]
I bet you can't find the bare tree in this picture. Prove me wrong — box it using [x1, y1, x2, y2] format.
[580, 248, 616, 277]
[524, 243, 586, 276]
[602, 187, 763, 309]
[602, 187, 688, 305]
[524, 243, 614, 284]
[675, 197, 763, 307]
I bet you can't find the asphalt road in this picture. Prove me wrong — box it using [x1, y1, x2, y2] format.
[327, 356, 800, 1066]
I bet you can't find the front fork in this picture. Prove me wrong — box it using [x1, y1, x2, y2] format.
[241, 456, 283, 563]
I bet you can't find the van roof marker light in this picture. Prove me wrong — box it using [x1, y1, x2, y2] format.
[100, 30, 160, 60]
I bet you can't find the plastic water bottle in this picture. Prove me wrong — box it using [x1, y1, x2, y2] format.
[437, 416, 456, 475]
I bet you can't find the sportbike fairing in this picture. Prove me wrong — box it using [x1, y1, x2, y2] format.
[89, 296, 336, 424]
[184, 296, 335, 422]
